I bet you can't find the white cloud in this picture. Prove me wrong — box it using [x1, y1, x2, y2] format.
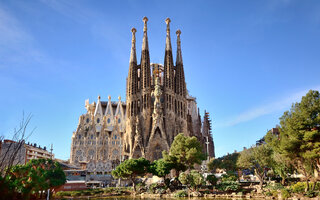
[219, 86, 320, 127]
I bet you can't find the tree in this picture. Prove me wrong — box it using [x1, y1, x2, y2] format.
[0, 114, 36, 199]
[207, 152, 239, 173]
[271, 152, 293, 185]
[149, 158, 172, 180]
[206, 174, 218, 186]
[216, 173, 240, 192]
[265, 130, 293, 185]
[34, 159, 66, 196]
[111, 157, 150, 191]
[272, 90, 320, 191]
[163, 133, 205, 176]
[0, 113, 34, 176]
[4, 159, 66, 199]
[237, 144, 273, 189]
[178, 170, 204, 191]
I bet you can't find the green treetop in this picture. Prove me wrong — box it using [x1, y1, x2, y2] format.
[5, 158, 66, 199]
[265, 129, 293, 185]
[237, 144, 273, 189]
[179, 170, 204, 191]
[271, 90, 320, 190]
[163, 133, 205, 176]
[149, 158, 172, 180]
[207, 152, 239, 173]
[111, 157, 150, 191]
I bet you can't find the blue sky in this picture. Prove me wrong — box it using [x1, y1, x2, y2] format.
[1, 0, 320, 160]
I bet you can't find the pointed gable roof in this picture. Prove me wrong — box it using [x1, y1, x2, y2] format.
[104, 95, 114, 117]
[94, 96, 103, 116]
[115, 96, 124, 119]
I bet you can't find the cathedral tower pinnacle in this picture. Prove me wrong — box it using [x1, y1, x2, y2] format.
[164, 18, 174, 92]
[165, 18, 172, 51]
[176, 29, 183, 65]
[175, 29, 186, 97]
[140, 17, 151, 109]
[129, 28, 137, 64]
[127, 27, 138, 100]
[142, 17, 149, 51]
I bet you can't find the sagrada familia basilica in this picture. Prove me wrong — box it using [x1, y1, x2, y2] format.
[70, 17, 215, 173]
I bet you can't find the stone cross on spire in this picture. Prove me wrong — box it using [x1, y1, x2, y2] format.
[165, 18, 172, 51]
[129, 27, 137, 63]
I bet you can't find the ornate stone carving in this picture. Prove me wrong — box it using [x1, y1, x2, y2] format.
[132, 117, 145, 157]
[152, 76, 163, 117]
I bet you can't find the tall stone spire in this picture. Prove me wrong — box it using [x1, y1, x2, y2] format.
[176, 29, 183, 65]
[127, 27, 138, 97]
[142, 17, 149, 51]
[140, 17, 151, 110]
[164, 18, 174, 91]
[175, 29, 186, 97]
[165, 18, 172, 51]
[129, 28, 137, 64]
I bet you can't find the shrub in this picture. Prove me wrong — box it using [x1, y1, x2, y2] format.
[136, 182, 146, 192]
[221, 173, 238, 182]
[309, 182, 320, 191]
[147, 183, 158, 193]
[216, 180, 239, 192]
[81, 190, 92, 196]
[103, 186, 131, 195]
[92, 189, 103, 195]
[164, 178, 170, 187]
[265, 182, 285, 191]
[55, 191, 69, 197]
[291, 182, 305, 194]
[272, 190, 279, 198]
[70, 191, 82, 197]
[206, 174, 218, 186]
[178, 170, 204, 191]
[305, 190, 318, 198]
[237, 191, 243, 196]
[104, 188, 113, 194]
[203, 190, 211, 194]
[155, 187, 166, 194]
[216, 175, 239, 192]
[174, 190, 188, 197]
[281, 188, 291, 199]
[104, 187, 122, 194]
[265, 191, 272, 196]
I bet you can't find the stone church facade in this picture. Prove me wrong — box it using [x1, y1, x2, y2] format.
[70, 17, 214, 173]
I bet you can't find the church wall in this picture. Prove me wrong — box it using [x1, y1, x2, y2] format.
[70, 18, 215, 173]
